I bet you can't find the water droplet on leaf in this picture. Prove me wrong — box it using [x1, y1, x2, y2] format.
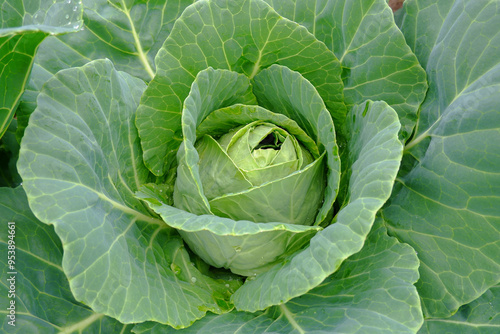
[191, 277, 197, 283]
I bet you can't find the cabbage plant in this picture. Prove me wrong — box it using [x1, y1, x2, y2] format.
[1, 0, 499, 333]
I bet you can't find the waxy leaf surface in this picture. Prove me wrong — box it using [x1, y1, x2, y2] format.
[17, 59, 239, 328]
[383, 0, 500, 318]
[0, 187, 134, 333]
[133, 218, 422, 334]
[0, 0, 83, 138]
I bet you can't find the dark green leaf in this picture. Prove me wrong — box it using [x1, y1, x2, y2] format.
[0, 0, 83, 139]
[400, 0, 455, 69]
[383, 0, 500, 318]
[418, 285, 500, 334]
[0, 119, 21, 187]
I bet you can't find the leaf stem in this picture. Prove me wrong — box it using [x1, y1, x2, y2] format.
[121, 0, 155, 80]
[404, 127, 431, 151]
[58, 313, 105, 333]
[280, 304, 306, 334]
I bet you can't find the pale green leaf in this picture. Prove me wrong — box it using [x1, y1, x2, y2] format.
[196, 104, 322, 192]
[137, 184, 321, 277]
[133, 218, 422, 334]
[383, 0, 500, 318]
[17, 59, 239, 328]
[252, 64, 340, 226]
[195, 135, 253, 200]
[209, 154, 325, 226]
[173, 67, 257, 215]
[196, 105, 321, 159]
[0, 187, 133, 333]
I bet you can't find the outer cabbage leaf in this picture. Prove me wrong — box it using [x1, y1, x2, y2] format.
[262, 0, 428, 140]
[0, 0, 83, 138]
[232, 100, 403, 312]
[17, 59, 241, 328]
[417, 284, 500, 334]
[382, 0, 500, 318]
[31, 0, 196, 81]
[133, 218, 422, 334]
[0, 187, 134, 333]
[136, 0, 345, 177]
[399, 0, 455, 69]
[15, 0, 195, 141]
